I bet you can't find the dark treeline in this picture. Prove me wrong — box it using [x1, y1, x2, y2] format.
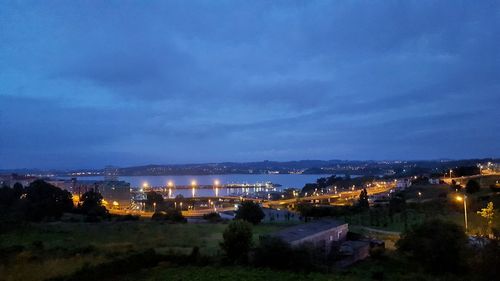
[0, 180, 108, 224]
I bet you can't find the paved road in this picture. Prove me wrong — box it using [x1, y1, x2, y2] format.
[264, 183, 395, 207]
[109, 207, 236, 218]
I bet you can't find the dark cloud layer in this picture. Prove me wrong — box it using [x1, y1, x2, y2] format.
[0, 1, 499, 169]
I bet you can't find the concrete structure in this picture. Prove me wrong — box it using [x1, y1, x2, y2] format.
[74, 179, 131, 208]
[396, 178, 412, 189]
[271, 220, 348, 252]
[336, 240, 371, 267]
[99, 180, 131, 208]
[429, 178, 440, 185]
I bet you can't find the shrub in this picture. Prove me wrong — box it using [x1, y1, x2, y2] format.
[235, 201, 265, 224]
[220, 220, 253, 264]
[202, 212, 222, 223]
[396, 219, 468, 274]
[466, 180, 480, 194]
[152, 208, 186, 223]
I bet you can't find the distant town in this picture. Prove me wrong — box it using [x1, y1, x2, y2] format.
[1, 159, 500, 280]
[3, 158, 498, 177]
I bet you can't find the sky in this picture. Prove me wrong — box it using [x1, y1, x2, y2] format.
[1, 1, 499, 169]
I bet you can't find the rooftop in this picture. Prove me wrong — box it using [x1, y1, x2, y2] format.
[271, 219, 347, 243]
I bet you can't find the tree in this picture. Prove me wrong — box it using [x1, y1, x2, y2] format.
[358, 188, 369, 209]
[396, 219, 468, 274]
[80, 189, 108, 218]
[152, 208, 186, 223]
[22, 180, 74, 221]
[146, 191, 164, 212]
[477, 202, 495, 236]
[235, 201, 265, 224]
[466, 180, 480, 194]
[202, 212, 222, 223]
[220, 220, 253, 264]
[301, 183, 318, 195]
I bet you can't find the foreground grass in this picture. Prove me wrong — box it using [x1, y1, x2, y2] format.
[0, 221, 288, 281]
[116, 255, 463, 281]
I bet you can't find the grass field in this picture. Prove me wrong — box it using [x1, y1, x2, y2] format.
[345, 183, 500, 235]
[0, 221, 288, 281]
[102, 254, 463, 281]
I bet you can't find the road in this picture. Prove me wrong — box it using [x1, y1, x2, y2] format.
[110, 183, 395, 217]
[263, 183, 395, 207]
[109, 207, 236, 218]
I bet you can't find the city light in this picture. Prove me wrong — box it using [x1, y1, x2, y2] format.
[191, 180, 196, 197]
[455, 195, 468, 232]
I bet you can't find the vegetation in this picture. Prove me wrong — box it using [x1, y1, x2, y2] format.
[358, 188, 369, 209]
[235, 201, 265, 224]
[0, 221, 285, 281]
[78, 189, 108, 220]
[220, 220, 253, 264]
[396, 219, 468, 274]
[253, 236, 322, 272]
[203, 212, 223, 223]
[151, 208, 187, 223]
[477, 202, 495, 236]
[466, 179, 481, 194]
[0, 180, 74, 222]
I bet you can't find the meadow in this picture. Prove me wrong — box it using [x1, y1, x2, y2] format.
[0, 221, 286, 281]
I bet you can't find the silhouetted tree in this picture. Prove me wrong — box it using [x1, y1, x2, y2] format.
[397, 219, 468, 274]
[466, 180, 480, 194]
[220, 220, 253, 264]
[235, 201, 265, 224]
[80, 188, 108, 218]
[146, 191, 164, 212]
[358, 188, 369, 209]
[23, 180, 74, 221]
[152, 208, 186, 223]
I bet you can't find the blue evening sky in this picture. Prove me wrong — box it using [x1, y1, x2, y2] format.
[1, 1, 499, 169]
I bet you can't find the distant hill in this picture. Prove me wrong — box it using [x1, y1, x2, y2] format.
[2, 158, 497, 177]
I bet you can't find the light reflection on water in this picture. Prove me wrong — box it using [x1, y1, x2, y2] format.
[66, 174, 352, 198]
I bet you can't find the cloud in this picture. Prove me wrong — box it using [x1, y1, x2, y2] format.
[0, 1, 499, 168]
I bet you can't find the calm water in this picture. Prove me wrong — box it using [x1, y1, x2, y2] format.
[68, 174, 332, 198]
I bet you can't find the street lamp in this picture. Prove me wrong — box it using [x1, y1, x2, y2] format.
[191, 180, 197, 198]
[456, 195, 468, 232]
[153, 202, 156, 213]
[167, 180, 174, 198]
[214, 180, 220, 197]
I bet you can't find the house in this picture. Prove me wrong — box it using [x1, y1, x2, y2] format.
[429, 178, 440, 185]
[270, 219, 348, 253]
[396, 178, 412, 189]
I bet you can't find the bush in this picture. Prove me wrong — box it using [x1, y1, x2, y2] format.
[235, 201, 265, 224]
[152, 208, 186, 223]
[396, 219, 468, 274]
[21, 180, 74, 221]
[220, 220, 253, 264]
[202, 212, 222, 223]
[466, 180, 480, 194]
[78, 189, 109, 219]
